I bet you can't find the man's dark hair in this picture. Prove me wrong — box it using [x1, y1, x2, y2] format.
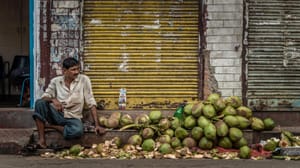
[63, 57, 79, 69]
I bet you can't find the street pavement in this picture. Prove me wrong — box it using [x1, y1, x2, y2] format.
[0, 155, 299, 168]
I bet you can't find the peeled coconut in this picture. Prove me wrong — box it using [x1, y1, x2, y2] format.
[106, 118, 120, 128]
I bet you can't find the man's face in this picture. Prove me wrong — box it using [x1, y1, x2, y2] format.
[64, 65, 80, 80]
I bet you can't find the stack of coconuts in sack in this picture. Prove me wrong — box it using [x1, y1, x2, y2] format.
[45, 93, 276, 159]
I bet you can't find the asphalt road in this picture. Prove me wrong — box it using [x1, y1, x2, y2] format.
[0, 155, 299, 168]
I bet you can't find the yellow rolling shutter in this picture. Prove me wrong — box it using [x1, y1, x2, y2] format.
[83, 0, 200, 110]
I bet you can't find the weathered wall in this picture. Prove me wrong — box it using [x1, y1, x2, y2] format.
[206, 0, 243, 97]
[36, 0, 81, 96]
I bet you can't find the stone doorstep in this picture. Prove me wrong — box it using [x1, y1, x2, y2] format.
[32, 126, 300, 149]
[1, 126, 300, 154]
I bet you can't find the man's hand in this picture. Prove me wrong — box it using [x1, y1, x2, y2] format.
[95, 125, 106, 135]
[52, 98, 64, 112]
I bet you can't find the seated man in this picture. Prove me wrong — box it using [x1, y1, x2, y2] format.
[33, 57, 105, 148]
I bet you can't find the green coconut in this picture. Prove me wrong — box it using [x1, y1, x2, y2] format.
[207, 93, 221, 104]
[191, 126, 203, 141]
[233, 137, 248, 149]
[135, 114, 151, 125]
[198, 137, 214, 150]
[197, 116, 211, 129]
[222, 105, 237, 116]
[163, 129, 174, 137]
[120, 114, 134, 126]
[223, 115, 239, 128]
[218, 137, 233, 149]
[142, 139, 156, 151]
[184, 103, 194, 115]
[236, 106, 253, 119]
[202, 104, 216, 119]
[127, 134, 143, 146]
[182, 137, 197, 148]
[215, 120, 229, 137]
[110, 111, 122, 121]
[263, 118, 275, 130]
[106, 118, 120, 128]
[149, 111, 162, 124]
[229, 127, 243, 142]
[184, 115, 196, 130]
[69, 144, 83, 156]
[171, 117, 181, 129]
[204, 123, 217, 140]
[171, 137, 182, 149]
[98, 116, 108, 127]
[141, 127, 155, 139]
[159, 143, 173, 154]
[236, 116, 251, 129]
[239, 145, 251, 159]
[263, 140, 278, 151]
[225, 96, 242, 108]
[213, 98, 226, 112]
[175, 127, 189, 140]
[191, 102, 203, 118]
[112, 136, 122, 148]
[158, 118, 171, 131]
[250, 117, 265, 131]
[157, 134, 171, 144]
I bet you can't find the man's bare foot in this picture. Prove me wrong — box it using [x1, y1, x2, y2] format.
[95, 126, 106, 135]
[36, 141, 47, 149]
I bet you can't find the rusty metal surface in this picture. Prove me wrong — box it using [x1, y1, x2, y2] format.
[245, 0, 300, 111]
[83, 0, 200, 110]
